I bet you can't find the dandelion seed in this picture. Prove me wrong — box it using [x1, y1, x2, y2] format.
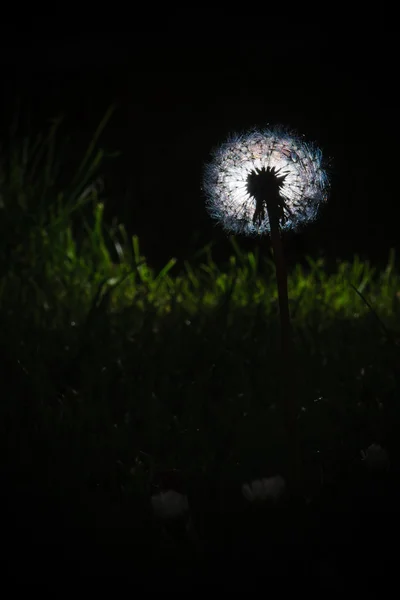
[203, 125, 329, 237]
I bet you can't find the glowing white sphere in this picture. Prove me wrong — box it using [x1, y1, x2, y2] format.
[203, 126, 329, 236]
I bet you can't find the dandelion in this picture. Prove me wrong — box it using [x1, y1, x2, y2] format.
[242, 475, 286, 503]
[203, 126, 330, 488]
[203, 126, 329, 237]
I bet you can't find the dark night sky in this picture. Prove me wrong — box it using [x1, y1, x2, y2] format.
[0, 23, 396, 271]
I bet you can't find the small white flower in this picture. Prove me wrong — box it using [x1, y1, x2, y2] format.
[242, 475, 286, 503]
[360, 443, 389, 471]
[151, 489, 189, 519]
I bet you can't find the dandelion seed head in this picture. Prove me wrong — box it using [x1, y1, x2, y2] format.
[203, 125, 329, 236]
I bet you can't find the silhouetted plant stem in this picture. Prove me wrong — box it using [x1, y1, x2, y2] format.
[267, 202, 300, 489]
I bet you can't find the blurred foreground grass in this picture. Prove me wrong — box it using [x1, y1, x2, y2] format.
[1, 113, 399, 578]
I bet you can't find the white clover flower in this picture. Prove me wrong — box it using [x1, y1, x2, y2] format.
[203, 126, 329, 236]
[360, 443, 389, 471]
[151, 489, 189, 519]
[242, 475, 286, 503]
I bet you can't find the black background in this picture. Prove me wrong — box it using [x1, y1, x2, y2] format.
[0, 20, 396, 272]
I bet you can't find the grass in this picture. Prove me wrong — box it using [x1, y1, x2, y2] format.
[1, 113, 400, 583]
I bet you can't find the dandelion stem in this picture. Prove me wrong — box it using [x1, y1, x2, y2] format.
[267, 201, 300, 489]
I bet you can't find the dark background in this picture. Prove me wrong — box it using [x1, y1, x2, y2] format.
[0, 22, 395, 272]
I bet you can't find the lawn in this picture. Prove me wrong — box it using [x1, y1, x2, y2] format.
[1, 114, 399, 585]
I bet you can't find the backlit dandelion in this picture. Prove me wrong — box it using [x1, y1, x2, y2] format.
[203, 126, 329, 236]
[203, 125, 330, 491]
